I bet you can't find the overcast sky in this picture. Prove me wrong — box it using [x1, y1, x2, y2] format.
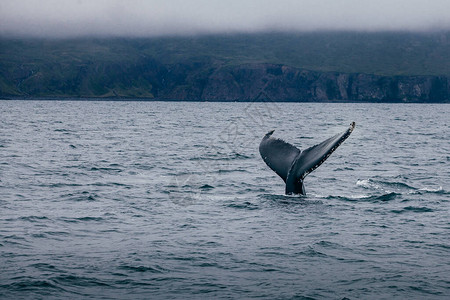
[1, 0, 450, 37]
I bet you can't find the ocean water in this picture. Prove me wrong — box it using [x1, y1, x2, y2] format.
[0, 100, 449, 299]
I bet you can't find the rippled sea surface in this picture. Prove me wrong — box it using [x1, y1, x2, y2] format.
[1, 100, 449, 299]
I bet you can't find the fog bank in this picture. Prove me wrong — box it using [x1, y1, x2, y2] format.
[1, 0, 450, 37]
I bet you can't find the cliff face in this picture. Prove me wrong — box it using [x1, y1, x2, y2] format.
[1, 60, 449, 102]
[2, 34, 450, 102]
[161, 63, 449, 102]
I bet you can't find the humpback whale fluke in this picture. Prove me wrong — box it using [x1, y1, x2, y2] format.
[259, 122, 355, 195]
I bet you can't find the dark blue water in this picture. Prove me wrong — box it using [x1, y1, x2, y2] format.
[1, 101, 449, 299]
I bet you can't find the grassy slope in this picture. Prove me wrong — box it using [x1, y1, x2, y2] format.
[131, 31, 450, 75]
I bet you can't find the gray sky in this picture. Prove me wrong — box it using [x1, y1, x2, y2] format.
[1, 0, 450, 37]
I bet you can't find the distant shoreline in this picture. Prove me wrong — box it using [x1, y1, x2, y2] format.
[2, 33, 449, 103]
[1, 97, 449, 104]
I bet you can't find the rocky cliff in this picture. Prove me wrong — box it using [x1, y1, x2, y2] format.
[2, 33, 449, 102]
[196, 64, 450, 102]
[3, 60, 449, 102]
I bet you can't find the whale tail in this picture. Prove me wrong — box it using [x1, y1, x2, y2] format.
[259, 122, 355, 195]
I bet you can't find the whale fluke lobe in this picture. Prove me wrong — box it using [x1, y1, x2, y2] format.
[259, 122, 355, 195]
[259, 130, 300, 182]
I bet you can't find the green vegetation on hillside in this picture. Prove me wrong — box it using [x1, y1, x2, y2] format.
[1, 31, 449, 99]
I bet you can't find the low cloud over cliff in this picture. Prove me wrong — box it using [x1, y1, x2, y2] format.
[1, 0, 450, 37]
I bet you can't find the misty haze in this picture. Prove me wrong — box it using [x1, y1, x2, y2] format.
[1, 0, 450, 37]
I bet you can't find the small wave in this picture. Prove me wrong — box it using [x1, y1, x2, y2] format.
[60, 216, 104, 223]
[190, 152, 252, 161]
[179, 223, 197, 229]
[31, 233, 48, 238]
[383, 181, 416, 190]
[4, 279, 60, 291]
[370, 192, 401, 202]
[168, 192, 203, 206]
[298, 246, 328, 258]
[31, 263, 58, 270]
[3, 234, 27, 240]
[217, 168, 249, 174]
[90, 182, 132, 188]
[259, 193, 322, 206]
[18, 216, 49, 222]
[357, 178, 416, 191]
[408, 285, 442, 295]
[334, 167, 354, 171]
[391, 206, 434, 214]
[2, 235, 30, 247]
[190, 155, 226, 162]
[195, 262, 223, 268]
[51, 274, 111, 287]
[63, 191, 99, 202]
[54, 128, 71, 132]
[226, 201, 259, 210]
[314, 240, 349, 250]
[45, 231, 70, 237]
[259, 193, 300, 201]
[356, 179, 376, 189]
[44, 183, 83, 188]
[417, 186, 446, 194]
[89, 166, 123, 173]
[76, 216, 104, 222]
[118, 265, 166, 273]
[327, 192, 400, 202]
[229, 152, 252, 159]
[200, 184, 214, 190]
[425, 243, 450, 250]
